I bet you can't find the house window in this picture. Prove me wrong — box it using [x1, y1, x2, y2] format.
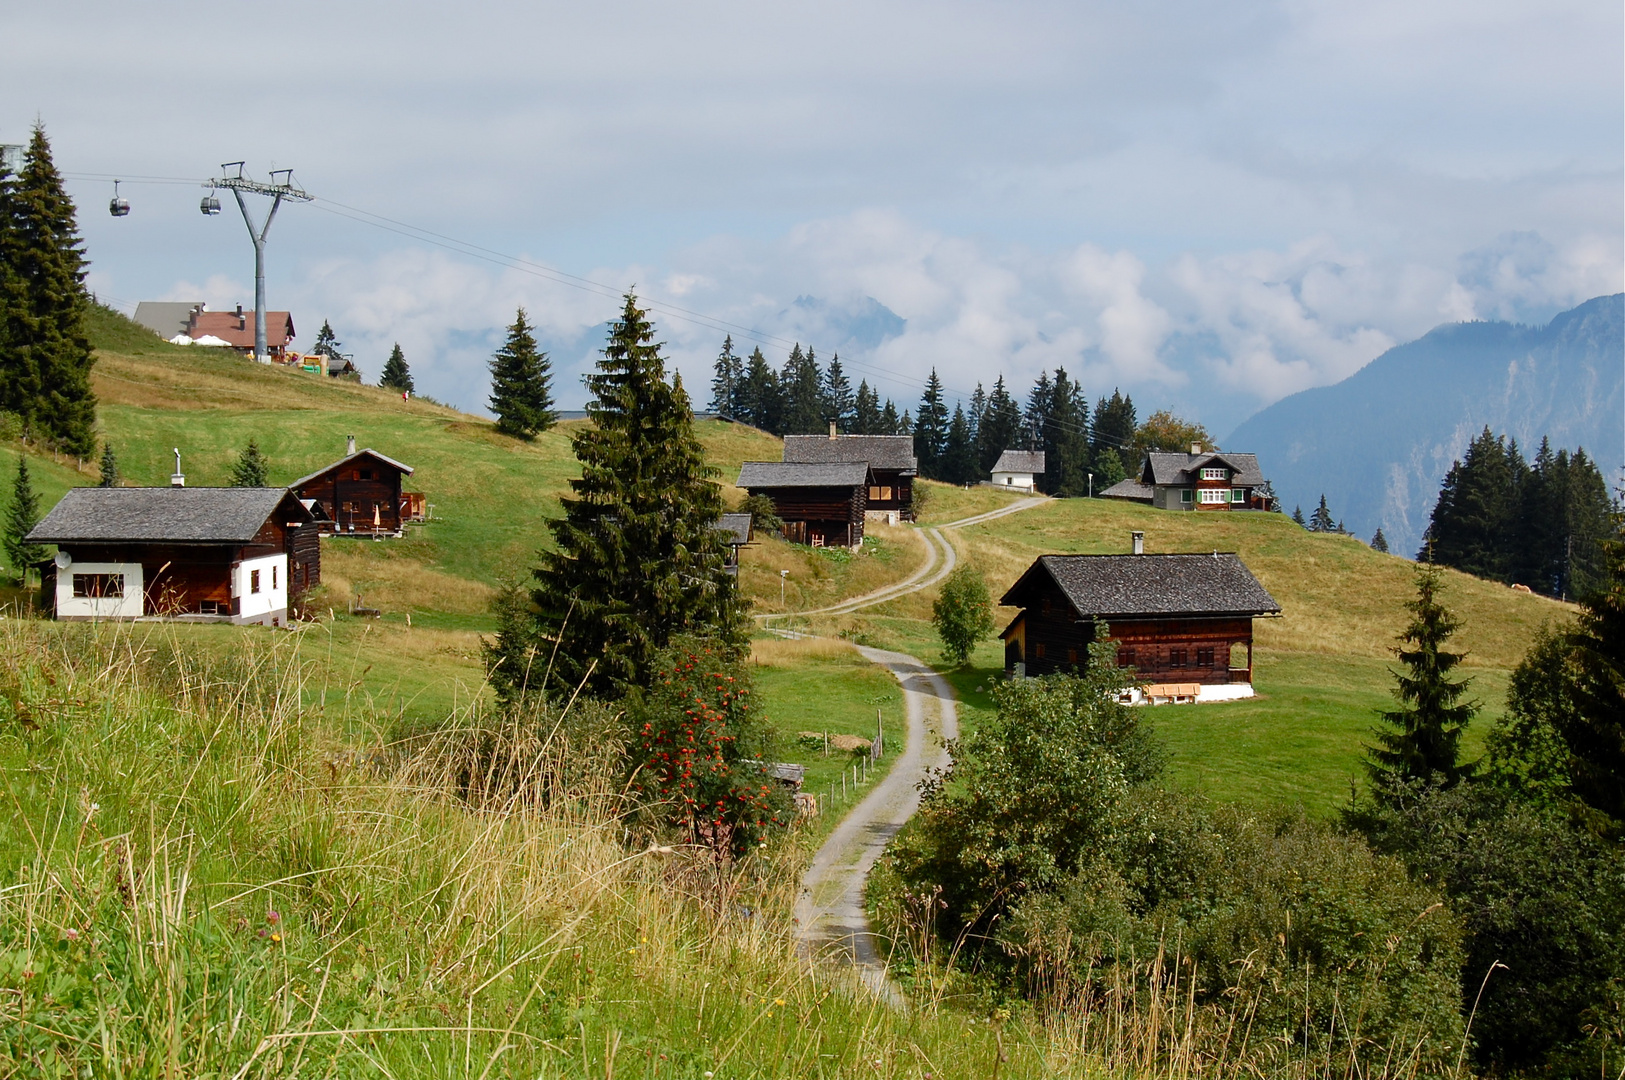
[868, 486, 893, 501]
[357, 469, 373, 481]
[72, 573, 123, 599]
[1199, 489, 1228, 504]
[1231, 488, 1246, 503]
[1118, 647, 1136, 668]
[1169, 647, 1187, 667]
[1033, 643, 1046, 659]
[1180, 489, 1193, 504]
[272, 565, 278, 589]
[1066, 646, 1078, 664]
[1200, 467, 1228, 480]
[1196, 647, 1215, 667]
[250, 569, 261, 594]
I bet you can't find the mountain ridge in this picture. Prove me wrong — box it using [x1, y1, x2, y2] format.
[1226, 294, 1623, 557]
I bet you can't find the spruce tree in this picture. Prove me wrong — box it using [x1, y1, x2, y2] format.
[229, 440, 270, 487]
[379, 343, 413, 393]
[1371, 528, 1389, 553]
[913, 369, 949, 479]
[967, 383, 986, 447]
[529, 294, 747, 697]
[98, 443, 118, 487]
[1364, 566, 1477, 793]
[708, 335, 742, 417]
[1092, 446, 1126, 489]
[311, 320, 340, 358]
[1426, 427, 1520, 580]
[0, 124, 96, 455]
[779, 344, 823, 434]
[941, 403, 976, 485]
[853, 379, 880, 434]
[976, 376, 1022, 474]
[1023, 372, 1051, 451]
[487, 308, 556, 440]
[1558, 515, 1625, 833]
[3, 457, 43, 584]
[738, 347, 780, 432]
[1045, 368, 1090, 496]
[1309, 494, 1335, 532]
[1292, 505, 1307, 527]
[1089, 390, 1136, 457]
[822, 353, 854, 430]
[881, 399, 901, 436]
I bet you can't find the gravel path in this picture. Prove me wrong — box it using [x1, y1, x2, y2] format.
[787, 495, 1045, 994]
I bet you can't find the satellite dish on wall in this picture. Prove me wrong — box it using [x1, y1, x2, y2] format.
[53, 551, 72, 570]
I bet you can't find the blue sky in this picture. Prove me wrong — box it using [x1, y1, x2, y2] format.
[6, 0, 1620, 436]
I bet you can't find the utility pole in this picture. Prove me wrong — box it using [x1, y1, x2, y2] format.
[211, 163, 312, 363]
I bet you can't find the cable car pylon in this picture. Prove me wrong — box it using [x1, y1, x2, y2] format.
[209, 162, 312, 363]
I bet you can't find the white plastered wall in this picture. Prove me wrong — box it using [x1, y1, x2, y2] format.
[56, 562, 144, 619]
[233, 554, 288, 622]
[991, 471, 1036, 490]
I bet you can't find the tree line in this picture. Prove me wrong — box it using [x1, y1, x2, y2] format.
[1422, 426, 1613, 599]
[0, 124, 98, 459]
[710, 340, 1219, 494]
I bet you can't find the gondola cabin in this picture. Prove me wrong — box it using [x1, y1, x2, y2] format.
[27, 487, 320, 626]
[291, 438, 416, 537]
[999, 545, 1281, 703]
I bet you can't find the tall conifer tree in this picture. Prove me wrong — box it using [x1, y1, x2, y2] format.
[3, 457, 42, 584]
[1309, 494, 1335, 532]
[976, 376, 1021, 474]
[779, 344, 823, 434]
[1364, 567, 1477, 794]
[708, 335, 743, 417]
[738, 347, 780, 432]
[229, 439, 270, 487]
[822, 354, 854, 430]
[487, 308, 556, 439]
[853, 379, 880, 434]
[881, 399, 901, 436]
[913, 369, 949, 479]
[0, 124, 96, 455]
[98, 443, 119, 487]
[941, 403, 976, 485]
[527, 295, 746, 696]
[1089, 389, 1136, 457]
[379, 343, 413, 392]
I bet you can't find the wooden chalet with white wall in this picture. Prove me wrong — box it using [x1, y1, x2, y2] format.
[291, 436, 421, 537]
[28, 487, 320, 626]
[1108, 445, 1271, 511]
[999, 538, 1280, 703]
[736, 461, 869, 549]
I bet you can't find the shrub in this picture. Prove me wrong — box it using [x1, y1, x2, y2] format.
[931, 565, 996, 666]
[739, 493, 783, 534]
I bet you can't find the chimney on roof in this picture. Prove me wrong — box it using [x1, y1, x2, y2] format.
[236, 304, 245, 331]
[829, 420, 837, 439]
[1190, 442, 1202, 455]
[1131, 530, 1144, 555]
[346, 434, 357, 456]
[170, 448, 185, 488]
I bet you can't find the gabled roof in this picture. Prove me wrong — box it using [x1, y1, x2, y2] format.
[715, 513, 753, 546]
[992, 449, 1045, 474]
[737, 461, 870, 488]
[1000, 553, 1280, 620]
[1141, 451, 1265, 487]
[133, 301, 202, 339]
[291, 449, 415, 489]
[27, 487, 311, 545]
[187, 310, 296, 349]
[783, 434, 917, 473]
[1099, 478, 1154, 502]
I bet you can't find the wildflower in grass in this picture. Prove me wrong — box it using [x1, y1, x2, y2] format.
[266, 910, 280, 925]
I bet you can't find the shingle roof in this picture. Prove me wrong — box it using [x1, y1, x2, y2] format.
[782, 435, 917, 473]
[715, 513, 753, 545]
[992, 449, 1045, 474]
[1142, 451, 1265, 487]
[188, 310, 296, 349]
[1100, 478, 1154, 502]
[27, 487, 308, 544]
[290, 449, 415, 490]
[737, 461, 869, 488]
[1001, 553, 1280, 619]
[133, 301, 202, 339]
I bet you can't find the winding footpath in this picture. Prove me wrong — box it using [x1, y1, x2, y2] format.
[778, 496, 1046, 994]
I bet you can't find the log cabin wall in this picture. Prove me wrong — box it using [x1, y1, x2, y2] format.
[759, 484, 867, 547]
[64, 543, 236, 616]
[865, 469, 914, 518]
[286, 523, 321, 597]
[1106, 617, 1254, 684]
[298, 462, 406, 534]
[1012, 579, 1097, 676]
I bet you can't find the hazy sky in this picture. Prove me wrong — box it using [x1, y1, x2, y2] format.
[7, 0, 1620, 435]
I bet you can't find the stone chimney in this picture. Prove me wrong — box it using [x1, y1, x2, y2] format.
[1131, 530, 1144, 555]
[829, 420, 838, 439]
[1190, 442, 1202, 455]
[170, 448, 185, 487]
[346, 434, 357, 456]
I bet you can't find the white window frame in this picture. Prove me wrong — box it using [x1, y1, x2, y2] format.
[1200, 467, 1228, 480]
[1199, 488, 1228, 504]
[1231, 488, 1246, 503]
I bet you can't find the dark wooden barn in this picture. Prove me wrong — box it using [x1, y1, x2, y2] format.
[737, 461, 869, 548]
[999, 549, 1280, 703]
[291, 439, 416, 537]
[782, 430, 917, 522]
[27, 487, 320, 626]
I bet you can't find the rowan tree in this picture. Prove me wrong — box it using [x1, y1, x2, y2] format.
[932, 565, 996, 666]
